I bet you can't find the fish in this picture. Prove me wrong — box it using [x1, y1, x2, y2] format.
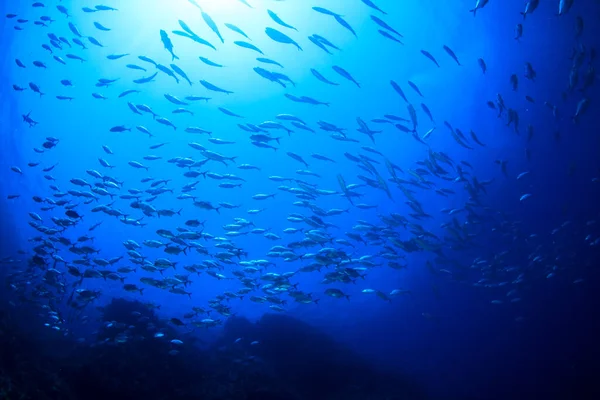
[311, 69, 339, 86]
[390, 81, 409, 103]
[421, 50, 440, 67]
[469, 0, 489, 16]
[160, 30, 179, 60]
[361, 0, 386, 14]
[199, 80, 233, 94]
[199, 57, 224, 68]
[265, 27, 302, 50]
[558, 0, 574, 16]
[332, 66, 360, 87]
[267, 10, 297, 31]
[334, 15, 356, 37]
[201, 11, 224, 43]
[515, 24, 523, 41]
[257, 57, 283, 68]
[407, 81, 424, 97]
[94, 22, 110, 31]
[442, 45, 461, 66]
[170, 64, 193, 86]
[371, 16, 402, 37]
[521, 0, 540, 19]
[225, 23, 250, 40]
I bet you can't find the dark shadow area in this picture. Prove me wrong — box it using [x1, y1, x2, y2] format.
[0, 297, 428, 400]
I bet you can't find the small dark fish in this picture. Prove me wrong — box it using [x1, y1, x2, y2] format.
[442, 45, 461, 65]
[88, 36, 103, 47]
[332, 65, 360, 87]
[126, 64, 146, 71]
[95, 5, 118, 11]
[199, 79, 233, 94]
[160, 30, 179, 60]
[234, 41, 263, 54]
[201, 11, 223, 43]
[257, 57, 283, 68]
[133, 72, 158, 84]
[267, 9, 297, 31]
[371, 15, 402, 37]
[378, 30, 403, 45]
[407, 80, 424, 97]
[421, 50, 439, 67]
[68, 22, 81, 37]
[311, 69, 339, 86]
[107, 53, 128, 60]
[390, 81, 408, 103]
[138, 55, 157, 66]
[225, 23, 250, 40]
[334, 15, 356, 36]
[477, 58, 487, 74]
[119, 90, 140, 98]
[170, 64, 193, 86]
[199, 57, 223, 67]
[56, 5, 69, 17]
[265, 27, 302, 50]
[94, 21, 110, 31]
[72, 38, 86, 49]
[361, 0, 386, 14]
[218, 107, 244, 118]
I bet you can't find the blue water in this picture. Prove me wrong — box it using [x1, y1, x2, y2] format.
[1, 0, 599, 399]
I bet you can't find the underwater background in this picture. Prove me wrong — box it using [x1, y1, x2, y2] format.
[1, 0, 599, 399]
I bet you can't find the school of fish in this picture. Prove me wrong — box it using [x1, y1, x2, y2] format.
[2, 0, 598, 344]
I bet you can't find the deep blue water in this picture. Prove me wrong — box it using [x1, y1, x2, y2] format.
[1, 0, 600, 399]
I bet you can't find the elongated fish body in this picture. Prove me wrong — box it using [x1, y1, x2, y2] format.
[371, 15, 401, 37]
[254, 67, 286, 87]
[170, 64, 192, 85]
[334, 15, 356, 36]
[267, 10, 297, 31]
[200, 80, 233, 94]
[558, 0, 574, 16]
[361, 0, 386, 14]
[521, 0, 540, 19]
[235, 41, 264, 54]
[421, 50, 439, 67]
[225, 23, 250, 40]
[94, 22, 110, 31]
[157, 64, 179, 83]
[133, 72, 157, 84]
[160, 30, 179, 60]
[379, 30, 403, 45]
[309, 35, 332, 54]
[312, 7, 339, 17]
[469, 0, 489, 16]
[332, 66, 360, 87]
[257, 57, 283, 68]
[477, 58, 487, 73]
[202, 12, 224, 43]
[199, 57, 223, 67]
[311, 69, 338, 85]
[265, 27, 302, 50]
[138, 56, 157, 66]
[390, 80, 408, 103]
[573, 97, 589, 124]
[68, 22, 82, 36]
[442, 45, 461, 65]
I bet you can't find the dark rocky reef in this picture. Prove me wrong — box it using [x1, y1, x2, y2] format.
[0, 298, 428, 400]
